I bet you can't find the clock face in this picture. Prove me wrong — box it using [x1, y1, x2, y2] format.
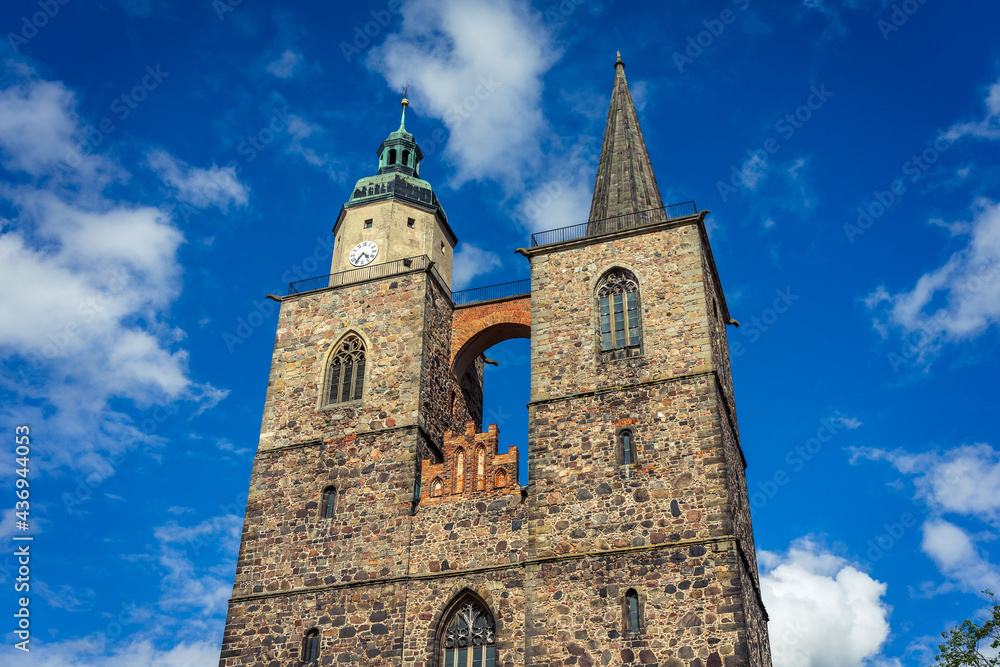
[349, 240, 379, 267]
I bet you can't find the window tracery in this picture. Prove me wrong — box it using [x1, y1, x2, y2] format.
[327, 334, 366, 404]
[597, 269, 642, 354]
[442, 599, 496, 667]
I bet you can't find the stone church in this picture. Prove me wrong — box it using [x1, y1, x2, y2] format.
[219, 53, 773, 667]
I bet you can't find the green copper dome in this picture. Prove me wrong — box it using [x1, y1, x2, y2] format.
[344, 98, 448, 224]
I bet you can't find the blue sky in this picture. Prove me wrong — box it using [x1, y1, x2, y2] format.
[0, 0, 998, 664]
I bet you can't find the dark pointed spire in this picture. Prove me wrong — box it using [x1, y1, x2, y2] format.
[588, 51, 663, 223]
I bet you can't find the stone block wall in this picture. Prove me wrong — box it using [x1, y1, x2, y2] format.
[529, 222, 713, 402]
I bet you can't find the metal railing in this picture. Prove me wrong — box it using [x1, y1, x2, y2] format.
[530, 200, 697, 247]
[452, 279, 531, 306]
[287, 255, 434, 295]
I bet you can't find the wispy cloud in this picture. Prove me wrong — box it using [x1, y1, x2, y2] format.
[865, 198, 1000, 356]
[147, 149, 249, 212]
[945, 75, 1000, 142]
[265, 49, 303, 79]
[452, 243, 503, 289]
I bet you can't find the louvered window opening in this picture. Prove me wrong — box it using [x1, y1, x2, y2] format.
[328, 335, 366, 404]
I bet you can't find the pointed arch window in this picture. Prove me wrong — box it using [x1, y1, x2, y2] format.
[442, 598, 496, 667]
[597, 269, 642, 354]
[303, 628, 320, 664]
[431, 477, 444, 497]
[321, 486, 337, 518]
[327, 334, 366, 404]
[494, 469, 508, 489]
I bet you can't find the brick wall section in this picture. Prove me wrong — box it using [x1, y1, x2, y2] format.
[420, 422, 519, 504]
[451, 295, 531, 376]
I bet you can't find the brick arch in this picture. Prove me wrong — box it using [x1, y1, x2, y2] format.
[451, 295, 530, 377]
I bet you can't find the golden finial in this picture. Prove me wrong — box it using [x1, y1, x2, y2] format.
[399, 84, 409, 131]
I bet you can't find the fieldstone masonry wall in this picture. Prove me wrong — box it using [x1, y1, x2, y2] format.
[220, 216, 771, 666]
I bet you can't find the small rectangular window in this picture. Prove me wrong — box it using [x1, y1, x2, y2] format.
[407, 217, 415, 228]
[440, 241, 446, 253]
[364, 219, 373, 228]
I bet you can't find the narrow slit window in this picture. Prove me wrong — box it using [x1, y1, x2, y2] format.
[626, 589, 640, 635]
[303, 628, 320, 663]
[321, 486, 336, 518]
[621, 430, 633, 466]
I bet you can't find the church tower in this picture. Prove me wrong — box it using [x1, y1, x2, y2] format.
[219, 56, 772, 667]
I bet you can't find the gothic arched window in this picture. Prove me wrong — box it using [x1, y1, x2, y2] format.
[321, 486, 336, 518]
[597, 269, 642, 355]
[625, 589, 641, 636]
[302, 628, 320, 664]
[494, 469, 508, 489]
[432, 477, 444, 497]
[620, 430, 634, 466]
[442, 598, 496, 667]
[327, 334, 366, 404]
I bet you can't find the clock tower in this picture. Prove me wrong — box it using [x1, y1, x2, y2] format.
[330, 95, 458, 288]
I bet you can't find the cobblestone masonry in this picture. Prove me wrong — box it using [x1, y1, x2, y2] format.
[219, 213, 771, 665]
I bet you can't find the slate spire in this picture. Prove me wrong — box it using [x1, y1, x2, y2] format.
[588, 52, 664, 223]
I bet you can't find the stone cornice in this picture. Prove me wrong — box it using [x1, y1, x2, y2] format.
[227, 534, 741, 604]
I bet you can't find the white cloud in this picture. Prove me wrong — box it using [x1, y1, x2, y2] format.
[921, 518, 1000, 595]
[852, 443, 1000, 594]
[452, 243, 503, 289]
[147, 149, 249, 212]
[0, 75, 117, 185]
[0, 69, 225, 478]
[760, 537, 893, 667]
[866, 198, 1000, 352]
[851, 444, 1000, 525]
[367, 0, 559, 190]
[945, 76, 1000, 142]
[265, 49, 303, 79]
[5, 638, 221, 666]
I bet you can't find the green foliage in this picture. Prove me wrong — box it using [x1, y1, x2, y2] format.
[934, 591, 1000, 666]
